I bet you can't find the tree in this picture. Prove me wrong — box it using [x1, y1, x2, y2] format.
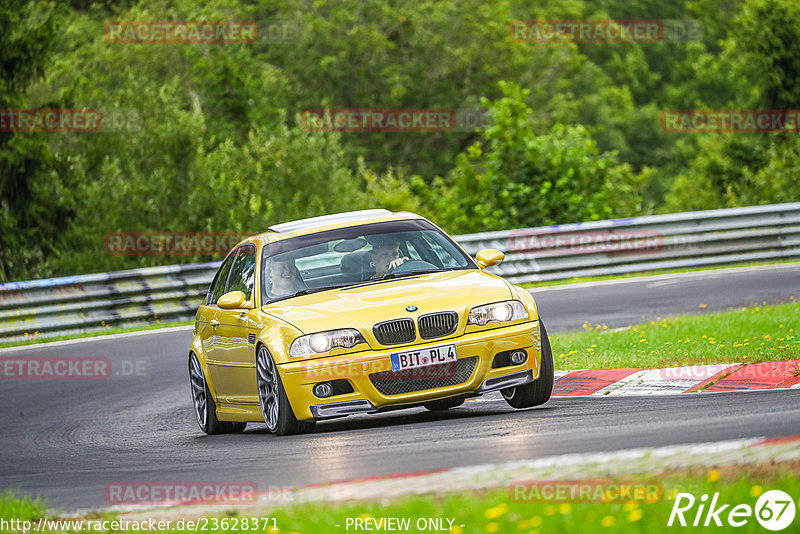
[0, 1, 62, 282]
[431, 82, 647, 233]
[255, 0, 592, 179]
[664, 0, 800, 212]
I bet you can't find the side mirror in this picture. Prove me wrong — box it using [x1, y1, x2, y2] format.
[218, 291, 252, 310]
[475, 249, 505, 269]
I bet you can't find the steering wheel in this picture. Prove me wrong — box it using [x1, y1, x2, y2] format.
[386, 259, 438, 275]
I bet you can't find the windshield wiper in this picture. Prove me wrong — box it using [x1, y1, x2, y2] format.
[382, 269, 441, 280]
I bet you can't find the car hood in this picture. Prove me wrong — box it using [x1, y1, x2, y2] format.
[261, 269, 514, 335]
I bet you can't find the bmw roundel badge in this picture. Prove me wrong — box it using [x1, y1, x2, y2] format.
[405, 305, 418, 312]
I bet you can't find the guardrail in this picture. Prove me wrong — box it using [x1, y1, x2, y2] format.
[2, 203, 799, 343]
[457, 202, 800, 284]
[0, 263, 220, 344]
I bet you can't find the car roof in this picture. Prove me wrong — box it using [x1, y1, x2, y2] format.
[267, 209, 394, 233]
[242, 209, 427, 246]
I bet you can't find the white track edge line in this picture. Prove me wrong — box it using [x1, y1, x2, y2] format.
[0, 325, 194, 353]
[529, 262, 800, 292]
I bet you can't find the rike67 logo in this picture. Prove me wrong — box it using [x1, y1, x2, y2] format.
[668, 490, 796, 530]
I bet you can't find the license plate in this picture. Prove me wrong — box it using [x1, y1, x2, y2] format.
[390, 344, 457, 372]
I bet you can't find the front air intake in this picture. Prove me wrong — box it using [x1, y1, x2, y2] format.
[418, 312, 458, 339]
[373, 318, 416, 345]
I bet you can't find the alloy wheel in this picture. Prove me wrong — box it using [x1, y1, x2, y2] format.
[256, 346, 280, 431]
[189, 354, 208, 429]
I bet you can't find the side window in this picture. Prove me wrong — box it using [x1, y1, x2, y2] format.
[225, 244, 256, 302]
[208, 253, 235, 305]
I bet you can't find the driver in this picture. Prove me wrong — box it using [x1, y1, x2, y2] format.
[268, 257, 306, 297]
[368, 237, 410, 279]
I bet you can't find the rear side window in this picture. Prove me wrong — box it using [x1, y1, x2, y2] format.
[225, 244, 256, 301]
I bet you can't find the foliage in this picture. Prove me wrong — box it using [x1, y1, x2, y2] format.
[664, 0, 800, 211]
[429, 82, 648, 232]
[0, 0, 63, 281]
[2, 0, 800, 280]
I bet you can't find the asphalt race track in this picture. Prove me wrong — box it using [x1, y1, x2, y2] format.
[1, 264, 799, 511]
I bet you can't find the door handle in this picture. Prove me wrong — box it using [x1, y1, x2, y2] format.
[210, 319, 220, 327]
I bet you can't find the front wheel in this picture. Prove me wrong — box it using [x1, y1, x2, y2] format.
[256, 345, 315, 436]
[502, 320, 554, 409]
[189, 353, 246, 435]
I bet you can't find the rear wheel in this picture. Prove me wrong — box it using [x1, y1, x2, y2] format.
[189, 353, 246, 435]
[256, 345, 315, 436]
[424, 397, 465, 411]
[502, 320, 554, 409]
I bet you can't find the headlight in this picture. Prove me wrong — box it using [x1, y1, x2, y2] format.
[290, 329, 366, 358]
[467, 300, 528, 326]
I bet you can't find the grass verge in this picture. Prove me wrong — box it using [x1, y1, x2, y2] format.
[550, 300, 800, 370]
[2, 466, 799, 533]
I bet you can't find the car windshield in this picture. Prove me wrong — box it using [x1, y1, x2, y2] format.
[261, 219, 475, 303]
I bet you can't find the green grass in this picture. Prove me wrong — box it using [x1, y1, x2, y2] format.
[265, 475, 800, 533]
[0, 320, 193, 349]
[2, 470, 799, 533]
[522, 258, 800, 289]
[551, 300, 800, 370]
[267, 474, 800, 534]
[0, 491, 48, 524]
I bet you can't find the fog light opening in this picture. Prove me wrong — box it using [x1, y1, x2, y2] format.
[510, 350, 527, 365]
[313, 382, 334, 398]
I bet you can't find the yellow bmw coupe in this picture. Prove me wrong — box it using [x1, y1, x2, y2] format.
[188, 209, 553, 435]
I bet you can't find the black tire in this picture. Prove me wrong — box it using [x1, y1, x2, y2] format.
[256, 345, 315, 436]
[501, 320, 554, 409]
[189, 353, 246, 435]
[424, 397, 465, 411]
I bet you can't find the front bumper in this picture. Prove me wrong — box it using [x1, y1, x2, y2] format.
[279, 320, 542, 420]
[308, 368, 535, 419]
